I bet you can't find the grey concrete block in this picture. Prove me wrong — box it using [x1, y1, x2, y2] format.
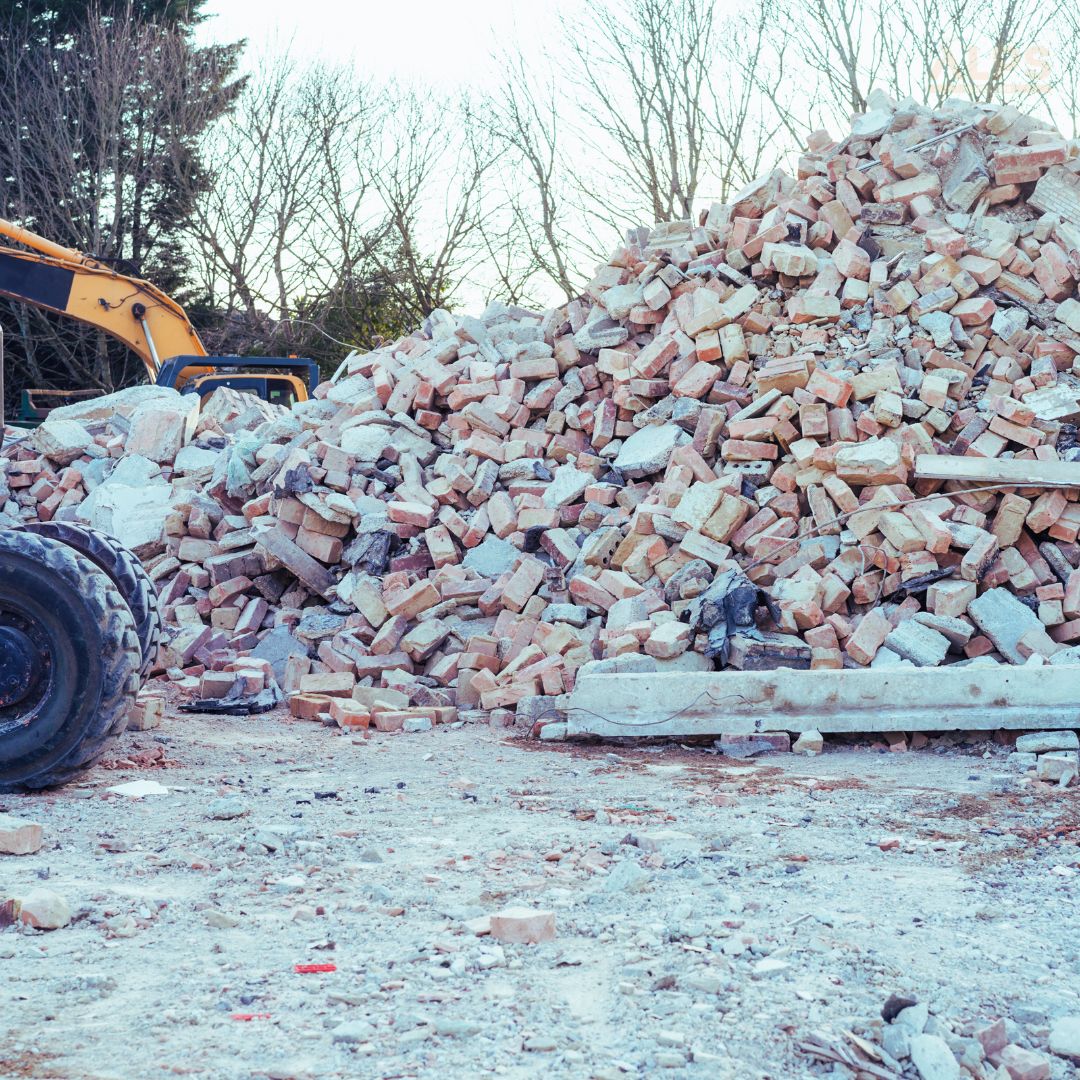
[884, 620, 951, 667]
[967, 588, 1044, 664]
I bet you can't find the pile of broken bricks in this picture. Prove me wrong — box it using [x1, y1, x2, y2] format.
[801, 995, 1080, 1079]
[3, 92, 1080, 756]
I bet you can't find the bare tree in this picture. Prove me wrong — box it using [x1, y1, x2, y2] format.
[368, 88, 504, 322]
[783, 0, 1063, 129]
[532, 0, 801, 265]
[0, 8, 239, 392]
[563, 0, 719, 226]
[184, 68, 506, 358]
[482, 55, 579, 303]
[183, 57, 383, 355]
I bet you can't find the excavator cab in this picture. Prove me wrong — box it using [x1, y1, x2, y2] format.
[157, 354, 320, 408]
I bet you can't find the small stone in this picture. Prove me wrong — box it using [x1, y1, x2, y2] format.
[1049, 1015, 1080, 1061]
[252, 828, 286, 852]
[882, 993, 919, 1022]
[635, 830, 701, 856]
[489, 906, 556, 944]
[752, 956, 790, 977]
[207, 797, 246, 821]
[656, 1031, 685, 1047]
[909, 1033, 961, 1080]
[602, 860, 652, 894]
[18, 888, 71, 930]
[432, 1018, 482, 1037]
[524, 1036, 558, 1052]
[1036, 751, 1077, 784]
[403, 717, 433, 733]
[718, 731, 791, 757]
[975, 1019, 1008, 1057]
[332, 1020, 376, 1045]
[996, 1044, 1050, 1080]
[655, 1050, 688, 1067]
[206, 910, 240, 929]
[896, 1003, 930, 1033]
[0, 814, 44, 855]
[883, 1025, 912, 1060]
[792, 730, 824, 755]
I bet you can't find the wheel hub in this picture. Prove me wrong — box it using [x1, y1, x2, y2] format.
[0, 624, 46, 709]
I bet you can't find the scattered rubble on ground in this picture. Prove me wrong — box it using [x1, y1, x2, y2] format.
[4, 93, 1080, 765]
[2, 717, 1079, 1078]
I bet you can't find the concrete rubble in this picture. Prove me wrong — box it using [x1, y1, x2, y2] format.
[3, 93, 1080, 759]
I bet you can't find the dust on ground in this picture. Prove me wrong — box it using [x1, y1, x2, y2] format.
[2, 708, 1079, 1079]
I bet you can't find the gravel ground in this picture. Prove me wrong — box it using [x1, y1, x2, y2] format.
[2, 708, 1079, 1080]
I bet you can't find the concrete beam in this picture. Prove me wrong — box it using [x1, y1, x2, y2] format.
[914, 454, 1080, 488]
[566, 666, 1080, 737]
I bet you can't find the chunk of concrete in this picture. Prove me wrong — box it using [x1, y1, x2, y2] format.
[574, 316, 629, 351]
[1049, 1016, 1080, 1062]
[1037, 751, 1078, 784]
[884, 620, 950, 667]
[1015, 731, 1079, 753]
[250, 627, 309, 684]
[968, 588, 1045, 664]
[793, 729, 824, 755]
[106, 454, 165, 488]
[29, 419, 94, 465]
[909, 1033, 961, 1080]
[462, 536, 518, 579]
[489, 906, 556, 944]
[338, 424, 392, 462]
[540, 604, 589, 627]
[173, 444, 221, 476]
[835, 438, 905, 484]
[48, 384, 184, 424]
[577, 655, 657, 678]
[18, 887, 71, 930]
[613, 424, 687, 479]
[542, 465, 591, 509]
[77, 483, 174, 558]
[125, 399, 196, 464]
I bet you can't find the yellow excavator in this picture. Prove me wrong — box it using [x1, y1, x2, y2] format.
[0, 217, 318, 422]
[0, 221, 320, 792]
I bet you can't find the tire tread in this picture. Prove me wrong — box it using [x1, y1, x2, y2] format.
[0, 531, 140, 791]
[20, 522, 162, 679]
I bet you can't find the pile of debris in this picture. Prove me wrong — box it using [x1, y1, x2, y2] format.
[801, 993, 1080, 1079]
[5, 91, 1080, 734]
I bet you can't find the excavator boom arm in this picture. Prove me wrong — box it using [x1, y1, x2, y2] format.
[0, 219, 207, 382]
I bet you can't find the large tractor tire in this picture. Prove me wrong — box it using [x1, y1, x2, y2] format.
[0, 530, 141, 793]
[19, 522, 162, 678]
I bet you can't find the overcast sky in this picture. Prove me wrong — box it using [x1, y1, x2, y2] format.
[198, 0, 556, 88]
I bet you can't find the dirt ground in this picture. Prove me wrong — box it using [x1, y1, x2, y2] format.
[2, 707, 1079, 1080]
